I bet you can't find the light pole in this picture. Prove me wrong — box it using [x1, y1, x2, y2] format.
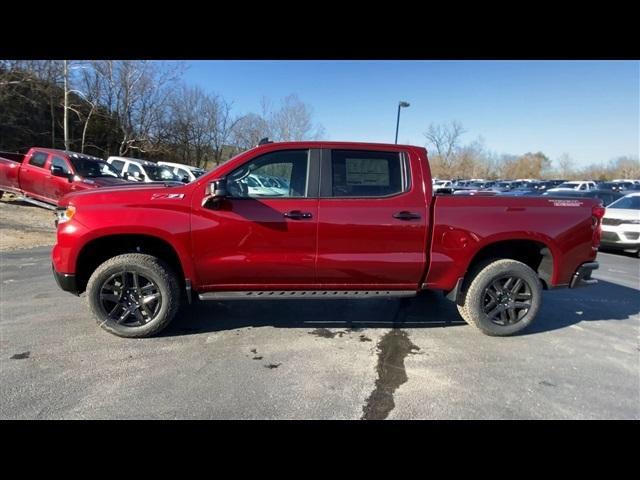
[394, 101, 410, 144]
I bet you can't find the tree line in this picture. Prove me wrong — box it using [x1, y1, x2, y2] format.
[1, 60, 637, 179]
[424, 121, 639, 181]
[0, 60, 324, 168]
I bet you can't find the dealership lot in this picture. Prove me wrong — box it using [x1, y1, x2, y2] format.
[0, 247, 638, 419]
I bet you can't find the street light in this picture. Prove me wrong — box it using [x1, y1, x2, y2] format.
[394, 101, 410, 144]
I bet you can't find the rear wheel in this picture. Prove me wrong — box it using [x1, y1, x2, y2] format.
[457, 259, 542, 336]
[86, 253, 181, 338]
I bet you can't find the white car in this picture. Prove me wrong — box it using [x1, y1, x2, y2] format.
[600, 193, 640, 256]
[157, 161, 206, 183]
[433, 180, 453, 188]
[107, 157, 182, 183]
[546, 181, 597, 193]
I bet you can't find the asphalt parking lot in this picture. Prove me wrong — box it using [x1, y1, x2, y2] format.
[1, 247, 638, 419]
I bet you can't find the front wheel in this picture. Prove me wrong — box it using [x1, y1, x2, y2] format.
[86, 253, 181, 338]
[457, 259, 542, 336]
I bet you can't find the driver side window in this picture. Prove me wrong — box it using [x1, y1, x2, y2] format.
[227, 150, 309, 198]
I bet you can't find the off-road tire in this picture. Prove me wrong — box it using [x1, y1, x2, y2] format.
[457, 259, 542, 336]
[86, 253, 181, 338]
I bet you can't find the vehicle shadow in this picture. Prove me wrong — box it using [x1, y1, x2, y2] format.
[162, 279, 639, 337]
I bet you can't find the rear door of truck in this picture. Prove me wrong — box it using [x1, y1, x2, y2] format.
[19, 150, 50, 200]
[315, 146, 430, 289]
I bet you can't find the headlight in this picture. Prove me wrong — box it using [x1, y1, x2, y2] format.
[55, 205, 76, 225]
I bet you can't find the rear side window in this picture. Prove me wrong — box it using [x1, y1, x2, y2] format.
[330, 150, 406, 197]
[126, 163, 143, 177]
[109, 159, 125, 172]
[29, 152, 48, 168]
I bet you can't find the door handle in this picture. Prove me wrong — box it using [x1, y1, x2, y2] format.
[283, 210, 313, 220]
[393, 211, 421, 220]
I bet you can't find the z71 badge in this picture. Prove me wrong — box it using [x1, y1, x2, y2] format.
[151, 193, 185, 200]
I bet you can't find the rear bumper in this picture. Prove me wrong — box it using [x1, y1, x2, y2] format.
[569, 261, 599, 288]
[52, 263, 80, 296]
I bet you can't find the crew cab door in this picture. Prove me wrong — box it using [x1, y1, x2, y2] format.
[19, 150, 50, 199]
[316, 148, 429, 289]
[191, 148, 320, 289]
[43, 155, 74, 201]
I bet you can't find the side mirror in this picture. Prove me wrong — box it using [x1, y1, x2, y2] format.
[51, 165, 74, 182]
[202, 178, 228, 209]
[123, 172, 130, 180]
[181, 175, 190, 183]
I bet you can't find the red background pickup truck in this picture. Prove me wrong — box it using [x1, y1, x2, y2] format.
[0, 147, 127, 206]
[51, 141, 603, 338]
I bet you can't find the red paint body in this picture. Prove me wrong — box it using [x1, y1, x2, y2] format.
[0, 147, 127, 205]
[51, 142, 600, 295]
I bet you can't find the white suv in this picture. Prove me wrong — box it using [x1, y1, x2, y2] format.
[157, 161, 206, 183]
[547, 181, 597, 193]
[107, 157, 182, 183]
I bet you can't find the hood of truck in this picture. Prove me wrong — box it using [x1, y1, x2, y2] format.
[59, 181, 188, 207]
[78, 177, 131, 188]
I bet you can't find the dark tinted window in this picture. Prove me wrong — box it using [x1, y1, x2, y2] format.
[29, 152, 48, 168]
[227, 150, 309, 198]
[110, 159, 125, 172]
[52, 156, 72, 175]
[126, 163, 143, 178]
[331, 150, 405, 197]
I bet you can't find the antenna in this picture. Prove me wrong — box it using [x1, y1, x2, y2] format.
[258, 137, 273, 146]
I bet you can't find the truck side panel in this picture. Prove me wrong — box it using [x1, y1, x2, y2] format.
[425, 195, 599, 291]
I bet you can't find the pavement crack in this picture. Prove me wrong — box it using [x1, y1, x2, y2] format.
[361, 329, 420, 420]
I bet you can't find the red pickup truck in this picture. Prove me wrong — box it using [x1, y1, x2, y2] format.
[0, 147, 127, 207]
[51, 141, 603, 338]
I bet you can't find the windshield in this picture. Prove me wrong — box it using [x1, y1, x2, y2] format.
[69, 157, 120, 178]
[557, 182, 579, 189]
[607, 195, 640, 210]
[144, 165, 180, 182]
[192, 169, 205, 178]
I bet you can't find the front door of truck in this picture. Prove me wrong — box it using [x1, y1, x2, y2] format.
[316, 148, 429, 289]
[191, 148, 320, 290]
[43, 155, 74, 201]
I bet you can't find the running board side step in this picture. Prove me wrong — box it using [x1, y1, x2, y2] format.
[198, 290, 417, 301]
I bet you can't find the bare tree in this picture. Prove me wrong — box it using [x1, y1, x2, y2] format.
[423, 121, 466, 171]
[265, 94, 325, 142]
[90, 60, 183, 157]
[556, 153, 574, 178]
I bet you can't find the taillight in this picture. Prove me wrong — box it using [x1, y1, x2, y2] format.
[591, 203, 605, 248]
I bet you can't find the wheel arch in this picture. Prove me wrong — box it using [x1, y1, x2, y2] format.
[75, 234, 187, 295]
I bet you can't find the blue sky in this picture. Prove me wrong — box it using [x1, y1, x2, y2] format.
[181, 60, 639, 167]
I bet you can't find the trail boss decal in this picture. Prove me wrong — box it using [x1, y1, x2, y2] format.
[547, 199, 584, 207]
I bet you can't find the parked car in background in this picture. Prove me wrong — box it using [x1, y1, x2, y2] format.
[542, 189, 623, 206]
[107, 157, 184, 183]
[1, 148, 126, 207]
[157, 161, 206, 183]
[599, 193, 640, 256]
[601, 181, 635, 192]
[546, 181, 597, 193]
[434, 180, 453, 189]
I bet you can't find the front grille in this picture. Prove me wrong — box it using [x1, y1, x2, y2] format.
[602, 218, 624, 226]
[601, 231, 620, 241]
[623, 232, 640, 240]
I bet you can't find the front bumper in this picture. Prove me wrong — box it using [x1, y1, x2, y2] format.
[52, 263, 80, 296]
[569, 261, 599, 288]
